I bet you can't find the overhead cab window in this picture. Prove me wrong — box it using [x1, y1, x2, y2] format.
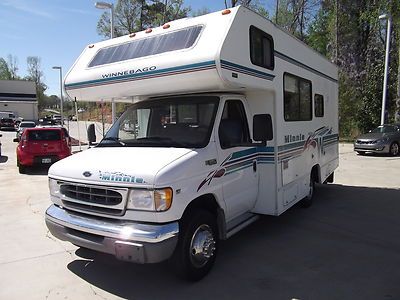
[314, 94, 324, 117]
[249, 26, 274, 70]
[284, 73, 312, 121]
[88, 26, 203, 67]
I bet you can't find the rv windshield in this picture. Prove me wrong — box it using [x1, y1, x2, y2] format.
[98, 96, 219, 148]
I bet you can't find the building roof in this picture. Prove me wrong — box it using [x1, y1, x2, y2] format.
[0, 80, 37, 102]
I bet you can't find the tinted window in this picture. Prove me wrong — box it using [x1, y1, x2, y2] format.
[28, 130, 61, 141]
[89, 26, 202, 67]
[284, 73, 312, 121]
[219, 100, 250, 148]
[250, 26, 274, 70]
[315, 94, 324, 117]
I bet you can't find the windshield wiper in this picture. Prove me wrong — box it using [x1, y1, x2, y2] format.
[101, 137, 126, 146]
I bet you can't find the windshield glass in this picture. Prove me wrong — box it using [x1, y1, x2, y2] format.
[98, 96, 219, 148]
[371, 125, 397, 134]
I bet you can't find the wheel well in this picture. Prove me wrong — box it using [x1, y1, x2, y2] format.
[181, 194, 225, 239]
[311, 164, 321, 183]
[182, 194, 220, 219]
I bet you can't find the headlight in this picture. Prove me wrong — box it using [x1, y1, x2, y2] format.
[127, 188, 173, 211]
[49, 178, 60, 197]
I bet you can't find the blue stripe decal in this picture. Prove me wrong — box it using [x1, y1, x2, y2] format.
[65, 60, 216, 89]
[220, 60, 275, 81]
[274, 51, 338, 83]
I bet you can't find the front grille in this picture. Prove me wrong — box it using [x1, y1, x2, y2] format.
[59, 182, 126, 216]
[60, 184, 122, 205]
[357, 140, 375, 144]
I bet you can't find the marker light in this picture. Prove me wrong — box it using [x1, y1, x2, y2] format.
[88, 44, 95, 48]
[145, 28, 152, 33]
[222, 9, 231, 15]
[129, 33, 136, 38]
[163, 24, 170, 29]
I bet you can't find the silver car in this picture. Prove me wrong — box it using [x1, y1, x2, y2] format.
[354, 124, 400, 156]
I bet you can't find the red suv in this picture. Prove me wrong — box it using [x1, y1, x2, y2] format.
[16, 127, 71, 173]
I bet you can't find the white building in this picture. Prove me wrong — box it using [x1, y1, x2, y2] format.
[0, 80, 38, 121]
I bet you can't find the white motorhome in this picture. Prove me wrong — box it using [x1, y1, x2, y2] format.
[45, 6, 338, 280]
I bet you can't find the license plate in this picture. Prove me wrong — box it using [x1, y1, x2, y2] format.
[42, 158, 52, 163]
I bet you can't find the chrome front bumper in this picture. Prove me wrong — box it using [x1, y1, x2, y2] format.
[45, 204, 179, 263]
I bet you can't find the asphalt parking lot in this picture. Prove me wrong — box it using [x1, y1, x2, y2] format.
[1, 125, 400, 300]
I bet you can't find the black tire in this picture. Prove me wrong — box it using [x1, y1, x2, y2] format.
[357, 151, 365, 155]
[389, 142, 399, 156]
[17, 159, 26, 174]
[300, 174, 315, 208]
[170, 209, 218, 281]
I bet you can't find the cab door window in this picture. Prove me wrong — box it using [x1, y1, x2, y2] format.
[218, 100, 250, 149]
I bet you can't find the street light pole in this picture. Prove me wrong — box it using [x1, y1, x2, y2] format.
[379, 14, 392, 125]
[52, 66, 63, 125]
[95, 1, 116, 123]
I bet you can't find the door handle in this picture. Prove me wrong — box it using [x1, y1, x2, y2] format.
[253, 160, 257, 172]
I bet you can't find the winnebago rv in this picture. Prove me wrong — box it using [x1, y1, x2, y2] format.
[45, 6, 338, 280]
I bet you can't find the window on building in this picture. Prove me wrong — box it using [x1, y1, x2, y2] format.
[249, 26, 274, 70]
[88, 26, 203, 67]
[314, 94, 324, 117]
[284, 73, 312, 121]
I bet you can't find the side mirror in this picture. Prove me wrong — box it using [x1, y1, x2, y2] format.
[253, 114, 273, 144]
[13, 138, 19, 143]
[87, 124, 96, 145]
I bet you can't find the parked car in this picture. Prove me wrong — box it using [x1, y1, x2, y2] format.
[15, 127, 72, 173]
[52, 114, 62, 124]
[0, 118, 15, 130]
[354, 124, 400, 156]
[15, 121, 36, 141]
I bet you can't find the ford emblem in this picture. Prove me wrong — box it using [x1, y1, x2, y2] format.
[83, 171, 92, 177]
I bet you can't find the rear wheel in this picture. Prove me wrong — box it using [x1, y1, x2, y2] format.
[17, 159, 26, 174]
[300, 173, 316, 208]
[389, 142, 399, 156]
[170, 210, 218, 281]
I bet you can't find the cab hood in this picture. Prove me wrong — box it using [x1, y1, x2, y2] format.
[48, 147, 193, 187]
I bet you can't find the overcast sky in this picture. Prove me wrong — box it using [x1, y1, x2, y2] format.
[0, 0, 275, 96]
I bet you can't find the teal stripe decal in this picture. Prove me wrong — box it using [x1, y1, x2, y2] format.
[220, 60, 275, 81]
[275, 51, 338, 83]
[65, 60, 216, 89]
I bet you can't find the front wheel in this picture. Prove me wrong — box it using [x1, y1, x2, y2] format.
[389, 142, 399, 156]
[170, 210, 218, 281]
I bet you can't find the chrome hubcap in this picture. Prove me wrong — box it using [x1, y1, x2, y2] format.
[189, 224, 216, 268]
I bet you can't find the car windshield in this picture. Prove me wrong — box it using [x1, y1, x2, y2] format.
[20, 122, 36, 128]
[371, 125, 397, 134]
[98, 96, 219, 148]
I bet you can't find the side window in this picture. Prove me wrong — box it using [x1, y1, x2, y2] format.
[314, 94, 324, 117]
[250, 26, 274, 70]
[284, 73, 312, 121]
[219, 100, 250, 149]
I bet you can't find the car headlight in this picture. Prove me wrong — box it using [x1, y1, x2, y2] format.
[127, 188, 173, 212]
[49, 178, 60, 197]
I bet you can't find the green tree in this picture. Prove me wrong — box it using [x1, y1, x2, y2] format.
[26, 56, 48, 110]
[97, 0, 190, 38]
[0, 57, 12, 80]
